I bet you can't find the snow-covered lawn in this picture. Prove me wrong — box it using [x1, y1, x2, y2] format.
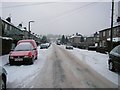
[0, 46, 53, 88]
[61, 45, 119, 85]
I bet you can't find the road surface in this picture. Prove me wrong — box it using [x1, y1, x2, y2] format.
[15, 44, 117, 88]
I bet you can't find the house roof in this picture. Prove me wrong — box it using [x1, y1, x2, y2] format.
[99, 25, 120, 32]
[1, 17, 21, 31]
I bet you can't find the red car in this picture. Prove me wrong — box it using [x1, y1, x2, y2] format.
[17, 39, 38, 60]
[9, 42, 36, 65]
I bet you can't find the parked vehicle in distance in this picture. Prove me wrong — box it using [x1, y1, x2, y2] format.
[17, 39, 38, 59]
[88, 46, 97, 51]
[108, 45, 120, 72]
[40, 43, 49, 49]
[9, 42, 36, 65]
[0, 66, 7, 90]
[56, 42, 61, 45]
[46, 43, 51, 47]
[66, 45, 73, 50]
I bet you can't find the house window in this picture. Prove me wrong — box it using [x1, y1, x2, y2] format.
[117, 28, 120, 36]
[10, 26, 12, 31]
[113, 28, 116, 36]
[5, 24, 7, 31]
[102, 40, 106, 46]
[108, 30, 111, 37]
[103, 31, 105, 37]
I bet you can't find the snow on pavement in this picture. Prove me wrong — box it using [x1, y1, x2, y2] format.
[0, 46, 53, 88]
[0, 55, 9, 67]
[60, 45, 119, 85]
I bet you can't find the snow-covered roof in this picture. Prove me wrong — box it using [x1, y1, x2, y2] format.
[70, 35, 82, 38]
[107, 37, 120, 42]
[1, 17, 21, 30]
[1, 17, 14, 26]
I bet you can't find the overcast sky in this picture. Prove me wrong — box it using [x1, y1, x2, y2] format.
[1, 1, 120, 36]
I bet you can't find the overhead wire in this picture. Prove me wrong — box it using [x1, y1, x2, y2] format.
[36, 2, 98, 26]
[1, 2, 56, 9]
[2, 2, 98, 26]
[51, 2, 97, 19]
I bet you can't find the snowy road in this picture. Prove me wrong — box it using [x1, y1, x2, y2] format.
[1, 44, 119, 88]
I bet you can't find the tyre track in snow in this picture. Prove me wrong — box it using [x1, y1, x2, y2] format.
[18, 44, 118, 88]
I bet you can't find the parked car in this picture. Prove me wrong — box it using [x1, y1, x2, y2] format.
[88, 46, 97, 51]
[40, 43, 49, 49]
[45, 43, 51, 47]
[17, 39, 38, 59]
[0, 67, 7, 90]
[108, 45, 120, 72]
[9, 42, 36, 65]
[66, 45, 73, 50]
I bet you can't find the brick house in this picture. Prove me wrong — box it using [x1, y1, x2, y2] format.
[99, 25, 120, 47]
[69, 33, 84, 48]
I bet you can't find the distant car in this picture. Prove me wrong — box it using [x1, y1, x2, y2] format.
[9, 42, 36, 65]
[40, 43, 49, 49]
[88, 46, 97, 51]
[66, 45, 73, 49]
[17, 39, 38, 59]
[108, 45, 120, 72]
[56, 41, 61, 45]
[0, 67, 7, 90]
[45, 43, 51, 48]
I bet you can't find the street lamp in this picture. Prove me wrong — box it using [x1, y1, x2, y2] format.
[28, 21, 35, 39]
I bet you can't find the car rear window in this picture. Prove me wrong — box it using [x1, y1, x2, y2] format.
[14, 42, 33, 51]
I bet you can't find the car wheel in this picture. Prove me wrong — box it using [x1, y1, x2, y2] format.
[30, 57, 34, 65]
[1, 76, 6, 90]
[109, 62, 115, 71]
[9, 62, 14, 66]
[35, 56, 38, 60]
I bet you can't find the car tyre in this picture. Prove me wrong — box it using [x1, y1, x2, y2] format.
[1, 76, 6, 90]
[35, 56, 38, 60]
[30, 57, 34, 65]
[109, 62, 115, 71]
[9, 62, 14, 66]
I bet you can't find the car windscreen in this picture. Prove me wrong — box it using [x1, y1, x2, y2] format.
[14, 43, 33, 51]
[110, 45, 120, 56]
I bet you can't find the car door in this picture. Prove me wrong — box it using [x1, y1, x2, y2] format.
[29, 44, 35, 60]
[112, 46, 120, 69]
[116, 46, 120, 70]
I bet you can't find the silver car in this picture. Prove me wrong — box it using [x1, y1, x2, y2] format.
[66, 45, 73, 50]
[0, 67, 7, 90]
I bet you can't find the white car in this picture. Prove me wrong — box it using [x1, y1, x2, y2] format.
[66, 45, 73, 49]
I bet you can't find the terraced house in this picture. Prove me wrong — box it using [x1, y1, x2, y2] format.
[0, 17, 40, 55]
[99, 25, 120, 50]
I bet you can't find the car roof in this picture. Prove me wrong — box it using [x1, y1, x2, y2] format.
[18, 42, 32, 45]
[17, 39, 37, 48]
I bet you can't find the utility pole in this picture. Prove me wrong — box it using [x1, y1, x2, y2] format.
[110, 0, 114, 51]
[28, 21, 34, 39]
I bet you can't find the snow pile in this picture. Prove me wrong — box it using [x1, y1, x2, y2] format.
[0, 46, 53, 88]
[64, 46, 118, 85]
[0, 55, 9, 67]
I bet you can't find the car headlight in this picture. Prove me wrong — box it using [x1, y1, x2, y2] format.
[9, 56, 14, 59]
[24, 56, 29, 58]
